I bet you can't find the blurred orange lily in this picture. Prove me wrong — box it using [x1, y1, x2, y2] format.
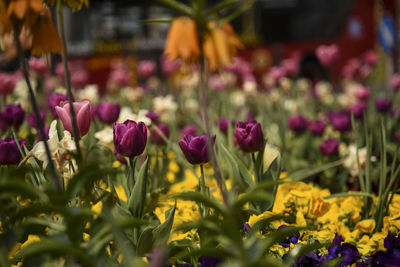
[164, 17, 200, 63]
[203, 21, 244, 71]
[30, 9, 65, 56]
[164, 17, 243, 71]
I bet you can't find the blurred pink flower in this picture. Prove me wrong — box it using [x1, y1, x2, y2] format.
[316, 44, 339, 66]
[390, 74, 400, 92]
[138, 60, 157, 79]
[363, 50, 378, 66]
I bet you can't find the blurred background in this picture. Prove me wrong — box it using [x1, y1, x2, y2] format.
[7, 0, 400, 90]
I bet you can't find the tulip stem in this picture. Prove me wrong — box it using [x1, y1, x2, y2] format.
[198, 55, 230, 209]
[129, 157, 136, 188]
[251, 153, 260, 184]
[13, 27, 60, 192]
[56, 0, 82, 162]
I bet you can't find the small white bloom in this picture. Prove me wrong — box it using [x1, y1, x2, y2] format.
[77, 84, 99, 104]
[94, 126, 114, 150]
[230, 91, 246, 107]
[32, 120, 76, 170]
[184, 98, 199, 114]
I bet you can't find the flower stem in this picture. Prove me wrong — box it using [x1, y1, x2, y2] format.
[129, 157, 136, 189]
[56, 0, 82, 162]
[251, 153, 259, 184]
[198, 54, 230, 209]
[13, 27, 60, 192]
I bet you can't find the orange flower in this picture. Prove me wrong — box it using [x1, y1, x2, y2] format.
[203, 21, 244, 71]
[0, 0, 10, 34]
[7, 0, 44, 22]
[30, 9, 64, 56]
[164, 17, 200, 63]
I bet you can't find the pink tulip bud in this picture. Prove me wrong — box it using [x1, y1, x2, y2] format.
[55, 100, 92, 137]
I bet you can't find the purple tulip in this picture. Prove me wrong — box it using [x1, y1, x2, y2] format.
[0, 104, 25, 131]
[328, 111, 351, 132]
[178, 133, 216, 165]
[113, 120, 147, 158]
[27, 111, 46, 129]
[234, 121, 264, 153]
[150, 124, 170, 145]
[375, 98, 392, 114]
[319, 139, 339, 156]
[0, 138, 25, 165]
[146, 111, 159, 125]
[180, 125, 198, 137]
[55, 100, 92, 137]
[349, 103, 366, 119]
[219, 117, 229, 134]
[48, 93, 68, 117]
[308, 120, 326, 136]
[288, 115, 309, 133]
[96, 101, 121, 124]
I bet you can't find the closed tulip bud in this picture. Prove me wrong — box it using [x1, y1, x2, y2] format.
[55, 100, 92, 137]
[113, 120, 147, 158]
[96, 101, 121, 124]
[178, 133, 216, 165]
[375, 98, 392, 114]
[150, 124, 170, 146]
[0, 104, 25, 131]
[48, 93, 68, 117]
[319, 138, 339, 156]
[0, 138, 25, 165]
[328, 111, 351, 132]
[234, 121, 263, 153]
[288, 115, 309, 133]
[308, 120, 326, 136]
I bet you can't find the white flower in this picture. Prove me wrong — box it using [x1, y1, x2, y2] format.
[94, 126, 114, 150]
[230, 91, 246, 107]
[153, 95, 177, 123]
[32, 120, 76, 170]
[243, 81, 257, 96]
[184, 98, 199, 114]
[77, 85, 99, 104]
[343, 145, 375, 176]
[120, 86, 144, 102]
[117, 107, 151, 126]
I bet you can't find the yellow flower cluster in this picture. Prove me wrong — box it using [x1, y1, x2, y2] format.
[247, 181, 400, 256]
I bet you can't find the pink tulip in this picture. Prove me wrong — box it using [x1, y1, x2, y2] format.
[354, 86, 370, 101]
[55, 100, 92, 137]
[390, 74, 400, 92]
[363, 50, 378, 66]
[0, 73, 16, 95]
[316, 44, 339, 66]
